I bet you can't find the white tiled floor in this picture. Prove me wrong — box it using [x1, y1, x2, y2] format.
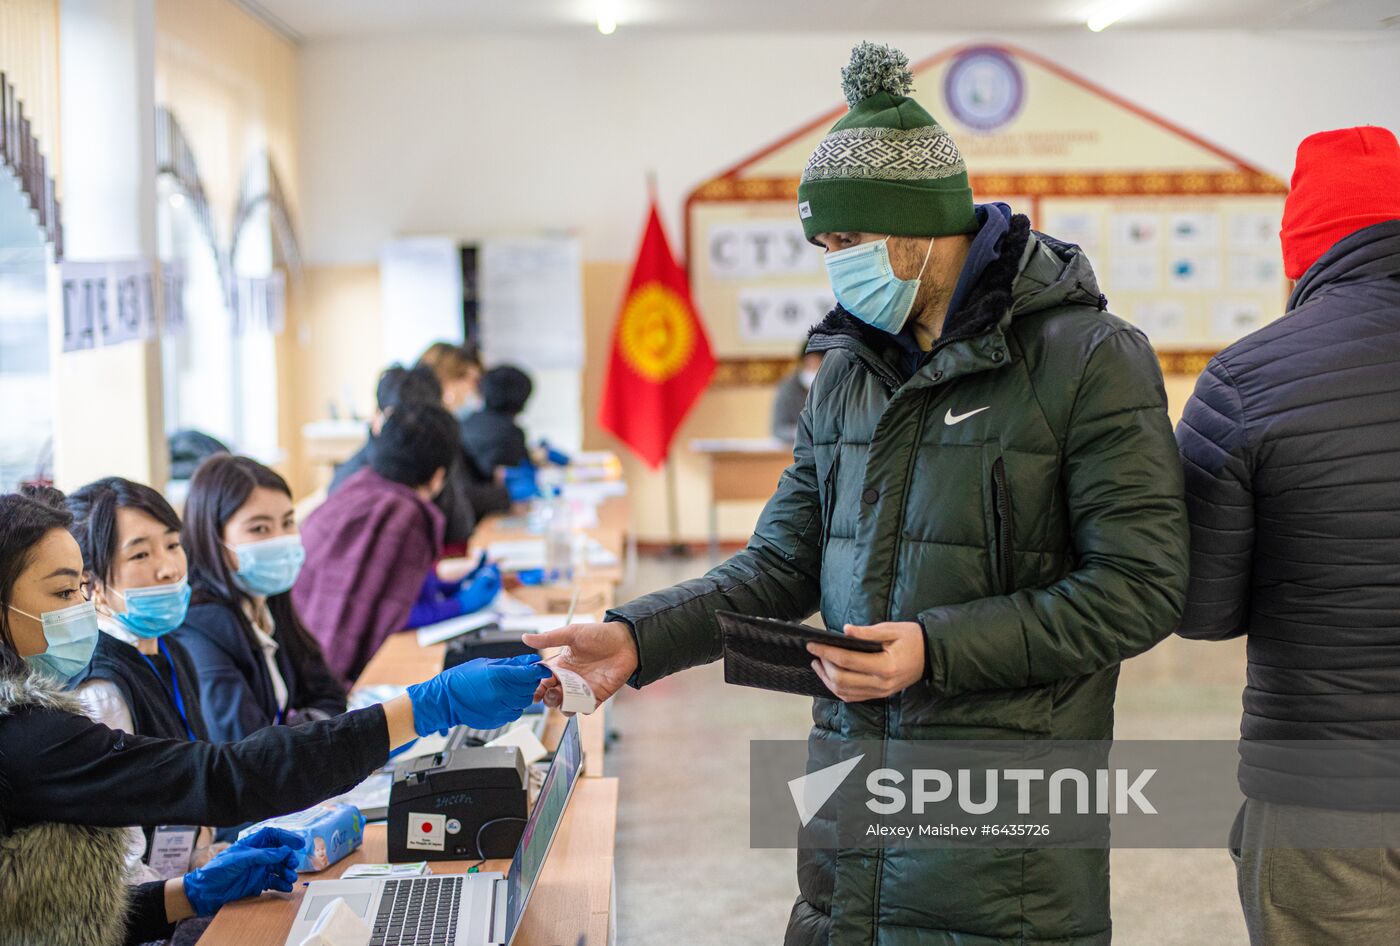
[607, 554, 1251, 945]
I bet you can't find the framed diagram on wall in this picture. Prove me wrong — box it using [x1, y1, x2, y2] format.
[685, 43, 1287, 386]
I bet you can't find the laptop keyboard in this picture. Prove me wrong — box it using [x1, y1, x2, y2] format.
[370, 877, 462, 946]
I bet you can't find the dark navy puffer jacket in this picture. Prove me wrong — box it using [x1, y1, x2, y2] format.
[1177, 220, 1400, 806]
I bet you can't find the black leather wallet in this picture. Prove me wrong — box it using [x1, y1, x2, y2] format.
[716, 610, 883, 698]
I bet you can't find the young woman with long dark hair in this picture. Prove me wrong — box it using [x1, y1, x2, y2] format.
[173, 455, 346, 741]
[65, 477, 219, 885]
[0, 487, 549, 946]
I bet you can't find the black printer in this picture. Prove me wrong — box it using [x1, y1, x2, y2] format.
[387, 745, 528, 862]
[442, 624, 534, 669]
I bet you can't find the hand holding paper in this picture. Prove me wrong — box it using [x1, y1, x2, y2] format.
[522, 621, 637, 711]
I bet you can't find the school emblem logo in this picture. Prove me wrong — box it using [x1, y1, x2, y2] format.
[943, 46, 1025, 132]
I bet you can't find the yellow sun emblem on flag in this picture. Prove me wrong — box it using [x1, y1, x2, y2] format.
[618, 282, 695, 382]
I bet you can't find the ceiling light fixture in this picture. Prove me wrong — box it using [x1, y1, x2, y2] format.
[1085, 1, 1132, 32]
[596, 0, 618, 35]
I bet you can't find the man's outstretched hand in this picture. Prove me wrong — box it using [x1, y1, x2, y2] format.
[522, 621, 639, 710]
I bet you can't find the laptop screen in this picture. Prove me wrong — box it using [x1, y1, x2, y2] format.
[504, 715, 583, 940]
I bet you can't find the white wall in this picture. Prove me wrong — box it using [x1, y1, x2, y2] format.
[299, 29, 1400, 267]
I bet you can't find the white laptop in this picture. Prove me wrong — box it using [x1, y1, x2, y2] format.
[284, 716, 584, 946]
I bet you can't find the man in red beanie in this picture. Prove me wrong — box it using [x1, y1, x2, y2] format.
[1280, 126, 1400, 280]
[1176, 125, 1400, 944]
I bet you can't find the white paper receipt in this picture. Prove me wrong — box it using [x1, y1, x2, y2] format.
[547, 663, 598, 715]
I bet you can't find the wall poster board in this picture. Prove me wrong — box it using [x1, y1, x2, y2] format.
[685, 43, 1288, 386]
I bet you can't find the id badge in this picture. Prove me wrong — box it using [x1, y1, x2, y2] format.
[149, 825, 199, 880]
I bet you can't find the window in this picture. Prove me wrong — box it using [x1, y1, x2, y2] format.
[0, 179, 54, 489]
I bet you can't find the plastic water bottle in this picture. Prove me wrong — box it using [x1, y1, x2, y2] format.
[544, 487, 573, 583]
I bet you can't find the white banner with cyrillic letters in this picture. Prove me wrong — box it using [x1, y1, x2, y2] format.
[59, 260, 158, 352]
[707, 219, 822, 280]
[737, 286, 834, 342]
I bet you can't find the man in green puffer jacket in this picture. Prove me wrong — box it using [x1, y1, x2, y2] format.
[527, 43, 1189, 945]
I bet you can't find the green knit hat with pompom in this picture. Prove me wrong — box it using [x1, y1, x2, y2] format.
[797, 42, 976, 243]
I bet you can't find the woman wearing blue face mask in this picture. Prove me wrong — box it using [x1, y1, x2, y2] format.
[172, 454, 347, 743]
[0, 486, 552, 946]
[64, 478, 221, 890]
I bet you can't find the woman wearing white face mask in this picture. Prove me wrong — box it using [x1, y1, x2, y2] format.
[171, 454, 347, 743]
[65, 478, 222, 888]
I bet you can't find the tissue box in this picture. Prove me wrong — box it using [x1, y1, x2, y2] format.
[239, 802, 365, 873]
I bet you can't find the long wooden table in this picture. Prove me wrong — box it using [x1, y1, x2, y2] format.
[200, 561, 622, 944]
[202, 779, 618, 946]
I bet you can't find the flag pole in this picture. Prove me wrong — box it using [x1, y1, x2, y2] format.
[649, 168, 688, 558]
[662, 455, 687, 558]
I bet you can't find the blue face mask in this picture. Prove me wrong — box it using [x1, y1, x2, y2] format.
[10, 599, 101, 682]
[454, 393, 483, 421]
[113, 578, 192, 639]
[824, 236, 935, 335]
[227, 535, 305, 597]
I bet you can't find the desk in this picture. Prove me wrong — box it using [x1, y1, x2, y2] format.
[690, 438, 793, 557]
[201, 779, 618, 946]
[442, 514, 627, 589]
[199, 595, 618, 944]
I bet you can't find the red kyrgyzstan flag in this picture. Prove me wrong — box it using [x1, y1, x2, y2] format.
[598, 200, 716, 469]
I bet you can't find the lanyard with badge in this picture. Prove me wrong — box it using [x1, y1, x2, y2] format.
[138, 639, 201, 878]
[137, 639, 197, 742]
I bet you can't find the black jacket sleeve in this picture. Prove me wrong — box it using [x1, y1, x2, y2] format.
[464, 479, 512, 519]
[461, 412, 530, 479]
[0, 704, 388, 831]
[1175, 357, 1255, 640]
[434, 453, 479, 546]
[124, 882, 174, 945]
[607, 402, 823, 685]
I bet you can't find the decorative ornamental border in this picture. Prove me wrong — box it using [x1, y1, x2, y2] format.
[709, 349, 1221, 389]
[0, 71, 62, 256]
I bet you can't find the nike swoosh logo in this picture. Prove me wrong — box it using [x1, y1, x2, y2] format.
[944, 406, 990, 426]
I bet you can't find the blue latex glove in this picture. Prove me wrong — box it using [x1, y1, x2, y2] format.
[540, 440, 571, 467]
[407, 654, 553, 736]
[503, 461, 539, 501]
[456, 562, 501, 613]
[183, 827, 304, 916]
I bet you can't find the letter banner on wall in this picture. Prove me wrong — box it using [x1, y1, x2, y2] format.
[686, 42, 1289, 386]
[59, 260, 159, 353]
[229, 270, 286, 336]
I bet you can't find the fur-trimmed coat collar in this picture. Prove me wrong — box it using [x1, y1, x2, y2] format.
[0, 671, 133, 946]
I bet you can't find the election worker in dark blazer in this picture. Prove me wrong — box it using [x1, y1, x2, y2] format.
[171, 454, 348, 742]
